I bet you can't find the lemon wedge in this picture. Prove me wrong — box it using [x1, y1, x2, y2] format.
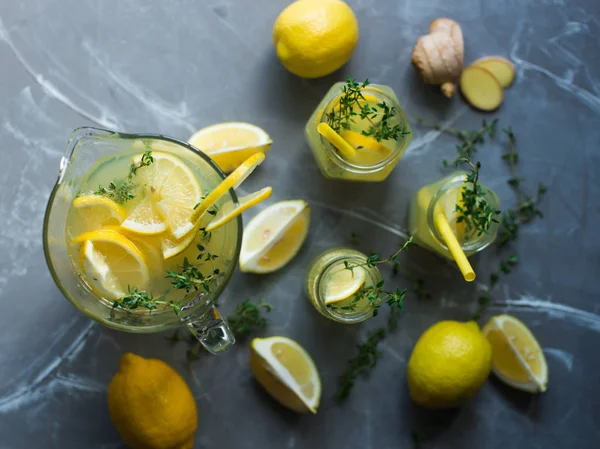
[323, 265, 366, 304]
[250, 336, 321, 414]
[239, 200, 310, 274]
[205, 187, 273, 232]
[193, 152, 266, 221]
[122, 152, 201, 239]
[73, 195, 126, 231]
[74, 229, 150, 299]
[483, 314, 548, 393]
[188, 122, 272, 173]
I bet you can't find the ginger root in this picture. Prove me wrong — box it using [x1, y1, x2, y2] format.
[472, 56, 516, 88]
[411, 18, 464, 98]
[459, 65, 503, 111]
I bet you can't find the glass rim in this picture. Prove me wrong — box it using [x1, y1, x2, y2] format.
[42, 127, 243, 333]
[319, 86, 409, 172]
[316, 252, 380, 324]
[426, 173, 500, 253]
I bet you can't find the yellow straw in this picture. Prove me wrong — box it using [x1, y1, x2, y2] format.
[434, 213, 476, 282]
[317, 123, 357, 160]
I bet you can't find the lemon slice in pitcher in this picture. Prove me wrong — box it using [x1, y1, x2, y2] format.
[122, 152, 202, 239]
[72, 195, 126, 231]
[74, 229, 150, 299]
[188, 122, 272, 173]
[193, 152, 266, 221]
[205, 187, 273, 232]
[250, 336, 321, 414]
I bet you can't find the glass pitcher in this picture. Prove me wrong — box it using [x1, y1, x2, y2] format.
[43, 127, 242, 354]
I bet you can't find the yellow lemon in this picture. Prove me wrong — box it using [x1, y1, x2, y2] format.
[483, 314, 548, 393]
[108, 353, 198, 449]
[273, 0, 359, 78]
[250, 336, 321, 413]
[407, 321, 492, 408]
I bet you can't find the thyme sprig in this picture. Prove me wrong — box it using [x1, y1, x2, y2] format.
[112, 286, 181, 314]
[415, 117, 501, 236]
[326, 77, 411, 142]
[94, 150, 154, 204]
[227, 299, 274, 340]
[335, 327, 386, 401]
[166, 245, 220, 293]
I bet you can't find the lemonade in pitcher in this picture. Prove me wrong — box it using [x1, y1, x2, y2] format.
[65, 145, 235, 314]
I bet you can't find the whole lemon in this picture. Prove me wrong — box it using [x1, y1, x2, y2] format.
[108, 353, 198, 449]
[273, 0, 359, 78]
[407, 321, 492, 409]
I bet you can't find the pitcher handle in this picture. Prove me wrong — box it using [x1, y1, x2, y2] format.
[187, 306, 235, 354]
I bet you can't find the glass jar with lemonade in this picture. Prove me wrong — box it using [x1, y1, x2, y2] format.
[305, 79, 412, 182]
[408, 171, 501, 259]
[305, 248, 384, 324]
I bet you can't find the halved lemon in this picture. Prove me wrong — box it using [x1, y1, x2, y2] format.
[323, 265, 366, 304]
[483, 314, 548, 393]
[205, 187, 273, 232]
[250, 336, 321, 414]
[188, 122, 272, 173]
[74, 229, 150, 299]
[122, 152, 202, 239]
[193, 152, 266, 221]
[239, 200, 310, 274]
[73, 195, 126, 231]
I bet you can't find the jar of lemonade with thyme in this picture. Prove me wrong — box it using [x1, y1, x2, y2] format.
[408, 171, 501, 259]
[305, 79, 412, 182]
[305, 248, 384, 324]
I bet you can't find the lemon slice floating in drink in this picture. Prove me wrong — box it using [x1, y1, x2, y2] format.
[74, 229, 150, 299]
[73, 195, 126, 231]
[250, 336, 321, 414]
[483, 314, 548, 393]
[239, 200, 310, 274]
[188, 122, 272, 173]
[323, 265, 366, 304]
[206, 187, 273, 232]
[121, 152, 202, 238]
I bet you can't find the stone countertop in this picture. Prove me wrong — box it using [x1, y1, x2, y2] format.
[1, 0, 599, 448]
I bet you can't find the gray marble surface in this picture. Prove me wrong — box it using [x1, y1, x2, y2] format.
[1, 0, 599, 447]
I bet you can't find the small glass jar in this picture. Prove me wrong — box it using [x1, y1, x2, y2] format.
[305, 82, 412, 182]
[408, 171, 500, 259]
[305, 248, 384, 324]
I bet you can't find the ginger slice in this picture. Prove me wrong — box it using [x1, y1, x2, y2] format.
[459, 65, 503, 111]
[473, 56, 516, 88]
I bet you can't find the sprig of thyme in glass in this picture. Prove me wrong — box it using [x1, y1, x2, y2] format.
[415, 117, 501, 236]
[335, 327, 386, 401]
[455, 158, 502, 236]
[227, 299, 273, 340]
[166, 245, 220, 293]
[329, 237, 414, 316]
[326, 77, 411, 142]
[94, 150, 154, 204]
[112, 286, 181, 314]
